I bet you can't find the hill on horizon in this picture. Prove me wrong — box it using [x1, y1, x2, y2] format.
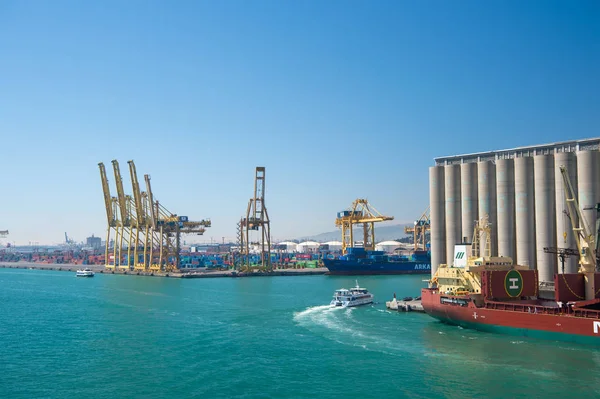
[288, 223, 411, 243]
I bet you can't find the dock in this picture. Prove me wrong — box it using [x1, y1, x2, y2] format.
[0, 262, 328, 278]
[385, 297, 425, 312]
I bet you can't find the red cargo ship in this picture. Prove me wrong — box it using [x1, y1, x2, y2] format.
[422, 167, 600, 345]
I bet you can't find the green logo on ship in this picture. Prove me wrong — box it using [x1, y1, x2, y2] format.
[504, 270, 523, 297]
[455, 252, 465, 259]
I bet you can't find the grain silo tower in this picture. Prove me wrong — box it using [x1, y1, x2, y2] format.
[429, 138, 600, 285]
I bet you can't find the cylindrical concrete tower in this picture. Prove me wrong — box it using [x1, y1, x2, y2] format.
[514, 157, 536, 268]
[477, 161, 497, 256]
[445, 165, 461, 266]
[534, 154, 557, 283]
[554, 151, 579, 274]
[577, 150, 598, 241]
[429, 166, 446, 275]
[496, 158, 515, 260]
[460, 163, 478, 243]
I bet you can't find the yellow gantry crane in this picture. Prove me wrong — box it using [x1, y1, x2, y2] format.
[335, 199, 394, 255]
[99, 162, 118, 269]
[404, 206, 430, 251]
[98, 160, 211, 273]
[559, 165, 597, 300]
[238, 167, 271, 271]
[111, 160, 134, 270]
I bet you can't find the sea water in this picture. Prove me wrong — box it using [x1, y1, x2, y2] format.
[1, 268, 599, 398]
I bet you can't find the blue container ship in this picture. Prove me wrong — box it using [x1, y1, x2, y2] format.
[323, 247, 431, 275]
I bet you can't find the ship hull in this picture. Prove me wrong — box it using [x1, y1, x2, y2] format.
[324, 259, 431, 275]
[421, 288, 600, 345]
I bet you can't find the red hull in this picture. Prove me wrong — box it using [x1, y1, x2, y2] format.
[421, 288, 600, 342]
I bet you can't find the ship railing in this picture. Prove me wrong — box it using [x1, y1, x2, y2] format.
[484, 301, 563, 315]
[572, 308, 600, 319]
[485, 300, 600, 318]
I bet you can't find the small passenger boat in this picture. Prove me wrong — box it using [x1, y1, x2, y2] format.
[330, 280, 374, 307]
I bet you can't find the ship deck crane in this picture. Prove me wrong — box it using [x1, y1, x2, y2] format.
[239, 167, 271, 271]
[543, 247, 580, 274]
[559, 165, 597, 301]
[404, 206, 430, 251]
[335, 199, 394, 255]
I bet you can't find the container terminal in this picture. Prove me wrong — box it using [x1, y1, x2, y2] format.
[0, 163, 425, 278]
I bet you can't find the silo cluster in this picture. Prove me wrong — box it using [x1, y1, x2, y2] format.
[429, 138, 600, 284]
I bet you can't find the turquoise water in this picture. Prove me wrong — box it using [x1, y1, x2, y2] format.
[1, 269, 599, 399]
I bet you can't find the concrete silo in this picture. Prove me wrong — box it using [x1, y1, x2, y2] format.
[460, 163, 478, 243]
[576, 150, 598, 238]
[514, 157, 536, 269]
[444, 164, 461, 266]
[429, 166, 445, 275]
[495, 158, 515, 260]
[477, 161, 497, 256]
[534, 154, 557, 283]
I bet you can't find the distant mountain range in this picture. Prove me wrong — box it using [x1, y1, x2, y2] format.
[292, 223, 411, 243]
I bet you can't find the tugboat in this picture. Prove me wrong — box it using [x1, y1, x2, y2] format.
[330, 280, 374, 307]
[76, 268, 95, 277]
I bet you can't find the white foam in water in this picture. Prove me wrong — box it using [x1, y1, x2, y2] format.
[293, 304, 422, 357]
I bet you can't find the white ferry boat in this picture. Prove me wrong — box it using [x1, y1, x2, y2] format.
[76, 268, 95, 277]
[330, 281, 374, 307]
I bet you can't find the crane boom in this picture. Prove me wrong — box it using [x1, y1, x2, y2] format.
[559, 165, 597, 300]
[98, 162, 115, 225]
[128, 160, 145, 226]
[112, 160, 129, 226]
[144, 174, 156, 228]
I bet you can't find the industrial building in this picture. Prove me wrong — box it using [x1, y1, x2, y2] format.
[429, 138, 600, 284]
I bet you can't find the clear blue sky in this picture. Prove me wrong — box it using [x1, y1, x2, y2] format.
[0, 0, 598, 245]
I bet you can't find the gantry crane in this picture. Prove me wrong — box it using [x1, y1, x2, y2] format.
[128, 160, 148, 272]
[404, 206, 430, 251]
[239, 167, 271, 271]
[335, 199, 394, 255]
[559, 165, 597, 300]
[99, 160, 211, 273]
[111, 160, 134, 270]
[99, 162, 118, 269]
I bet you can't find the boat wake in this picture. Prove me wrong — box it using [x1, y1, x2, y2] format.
[293, 304, 420, 357]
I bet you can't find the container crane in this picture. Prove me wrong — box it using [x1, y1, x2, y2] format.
[239, 167, 271, 271]
[99, 160, 211, 273]
[335, 199, 394, 255]
[142, 174, 211, 272]
[404, 206, 430, 251]
[112, 160, 134, 270]
[128, 160, 148, 271]
[99, 162, 118, 269]
[559, 165, 597, 301]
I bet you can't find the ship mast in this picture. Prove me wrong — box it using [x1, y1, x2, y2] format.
[471, 214, 491, 259]
[559, 165, 597, 301]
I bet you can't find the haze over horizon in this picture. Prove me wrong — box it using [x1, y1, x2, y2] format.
[1, 1, 598, 245]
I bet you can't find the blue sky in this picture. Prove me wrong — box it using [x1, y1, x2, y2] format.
[0, 0, 598, 245]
